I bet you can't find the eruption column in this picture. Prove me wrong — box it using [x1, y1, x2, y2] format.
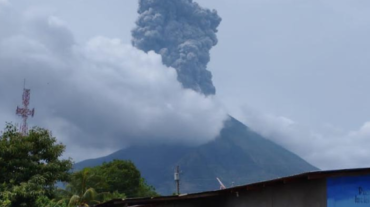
[132, 0, 222, 96]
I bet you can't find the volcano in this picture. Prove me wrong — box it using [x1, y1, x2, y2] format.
[76, 0, 317, 195]
[75, 117, 317, 195]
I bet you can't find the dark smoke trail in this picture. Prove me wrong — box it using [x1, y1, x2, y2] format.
[132, 0, 221, 95]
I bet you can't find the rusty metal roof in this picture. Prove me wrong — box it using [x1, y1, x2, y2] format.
[96, 167, 370, 207]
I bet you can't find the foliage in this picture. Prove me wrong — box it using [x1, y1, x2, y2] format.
[65, 187, 99, 207]
[53, 168, 125, 207]
[35, 196, 67, 207]
[57, 168, 123, 207]
[94, 160, 141, 197]
[0, 124, 158, 206]
[70, 160, 158, 199]
[67, 168, 106, 198]
[63, 188, 126, 207]
[0, 124, 73, 207]
[136, 178, 159, 198]
[94, 160, 159, 198]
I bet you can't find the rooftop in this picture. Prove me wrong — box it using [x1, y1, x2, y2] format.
[96, 167, 370, 207]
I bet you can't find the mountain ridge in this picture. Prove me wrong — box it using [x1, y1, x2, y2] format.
[75, 117, 318, 195]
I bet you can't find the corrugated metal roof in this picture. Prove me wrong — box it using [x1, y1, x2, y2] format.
[96, 167, 370, 207]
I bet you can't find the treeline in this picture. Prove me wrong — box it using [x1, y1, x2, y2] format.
[0, 124, 158, 207]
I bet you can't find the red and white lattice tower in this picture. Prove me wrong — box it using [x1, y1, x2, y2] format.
[16, 82, 35, 136]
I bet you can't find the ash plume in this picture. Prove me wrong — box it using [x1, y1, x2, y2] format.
[132, 0, 222, 95]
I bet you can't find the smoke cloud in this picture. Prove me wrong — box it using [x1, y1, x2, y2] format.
[237, 106, 370, 170]
[132, 0, 221, 96]
[0, 4, 228, 161]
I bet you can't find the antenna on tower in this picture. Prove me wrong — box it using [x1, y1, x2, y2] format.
[216, 177, 227, 190]
[174, 166, 180, 195]
[16, 80, 35, 136]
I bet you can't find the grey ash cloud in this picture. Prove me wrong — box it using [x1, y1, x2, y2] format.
[2, 0, 370, 169]
[132, 0, 221, 96]
[0, 3, 227, 161]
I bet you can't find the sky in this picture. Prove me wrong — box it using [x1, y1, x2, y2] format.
[0, 0, 370, 170]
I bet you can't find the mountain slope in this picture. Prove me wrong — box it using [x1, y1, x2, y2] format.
[75, 117, 318, 195]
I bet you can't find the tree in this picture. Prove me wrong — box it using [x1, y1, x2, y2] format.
[95, 160, 142, 197]
[62, 168, 114, 206]
[93, 160, 159, 198]
[56, 168, 125, 207]
[136, 178, 159, 198]
[70, 160, 159, 199]
[67, 168, 107, 198]
[0, 124, 73, 207]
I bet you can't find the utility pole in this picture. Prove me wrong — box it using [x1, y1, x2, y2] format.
[174, 166, 180, 195]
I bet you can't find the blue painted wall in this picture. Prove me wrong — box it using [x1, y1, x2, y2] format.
[327, 175, 370, 207]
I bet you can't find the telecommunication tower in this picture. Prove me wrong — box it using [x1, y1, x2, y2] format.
[16, 81, 35, 136]
[174, 166, 180, 195]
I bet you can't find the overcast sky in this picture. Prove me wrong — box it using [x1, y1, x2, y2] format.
[1, 0, 370, 170]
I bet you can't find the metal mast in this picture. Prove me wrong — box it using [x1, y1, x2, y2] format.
[174, 166, 180, 195]
[16, 80, 35, 136]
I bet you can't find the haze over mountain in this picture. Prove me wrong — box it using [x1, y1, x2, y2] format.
[75, 117, 317, 194]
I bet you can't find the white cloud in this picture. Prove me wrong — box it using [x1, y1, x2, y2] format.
[349, 122, 370, 137]
[237, 105, 370, 170]
[0, 6, 228, 161]
[0, 0, 8, 5]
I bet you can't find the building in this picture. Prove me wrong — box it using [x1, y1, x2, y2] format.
[96, 168, 370, 207]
